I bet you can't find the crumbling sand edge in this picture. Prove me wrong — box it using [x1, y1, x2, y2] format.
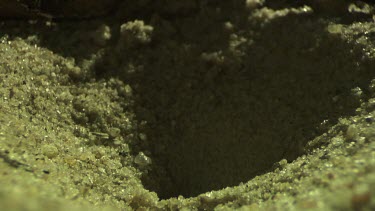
[0, 1, 375, 210]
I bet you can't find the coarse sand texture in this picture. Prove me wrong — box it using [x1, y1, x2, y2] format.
[0, 0, 375, 210]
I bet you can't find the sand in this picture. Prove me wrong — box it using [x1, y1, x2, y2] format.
[0, 0, 374, 210]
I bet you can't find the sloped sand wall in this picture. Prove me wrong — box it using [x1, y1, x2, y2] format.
[0, 1, 374, 210]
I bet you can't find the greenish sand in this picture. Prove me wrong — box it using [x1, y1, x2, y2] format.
[0, 1, 374, 210]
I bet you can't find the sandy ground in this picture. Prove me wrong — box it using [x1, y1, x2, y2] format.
[0, 0, 374, 210]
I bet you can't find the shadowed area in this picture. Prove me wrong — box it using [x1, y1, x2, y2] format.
[127, 17, 374, 198]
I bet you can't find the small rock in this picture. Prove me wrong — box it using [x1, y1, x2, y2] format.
[346, 125, 359, 141]
[41, 145, 59, 159]
[134, 152, 152, 167]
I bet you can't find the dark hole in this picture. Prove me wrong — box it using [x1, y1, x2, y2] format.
[116, 18, 375, 199]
